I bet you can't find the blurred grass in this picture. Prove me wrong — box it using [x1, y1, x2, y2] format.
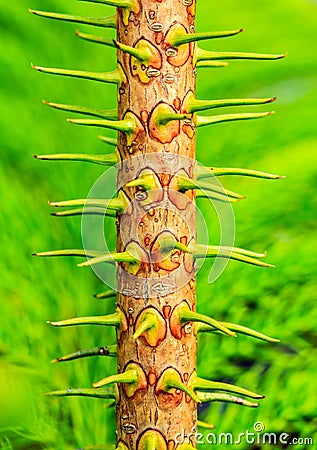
[1, 0, 316, 448]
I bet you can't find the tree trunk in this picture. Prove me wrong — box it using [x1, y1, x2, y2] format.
[115, 1, 197, 448]
[31, 1, 285, 448]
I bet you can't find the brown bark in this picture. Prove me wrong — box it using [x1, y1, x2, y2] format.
[116, 1, 197, 448]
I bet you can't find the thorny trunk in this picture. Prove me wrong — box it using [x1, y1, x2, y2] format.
[31, 0, 285, 448]
[116, 1, 197, 448]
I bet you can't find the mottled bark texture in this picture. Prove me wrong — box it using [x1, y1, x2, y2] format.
[116, 1, 198, 448]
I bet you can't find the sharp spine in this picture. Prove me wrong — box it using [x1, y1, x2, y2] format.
[34, 153, 118, 165]
[94, 290, 117, 299]
[43, 100, 118, 119]
[171, 28, 244, 46]
[33, 249, 101, 258]
[67, 118, 134, 133]
[196, 47, 286, 63]
[51, 207, 113, 217]
[195, 189, 239, 203]
[196, 112, 274, 127]
[52, 345, 117, 362]
[93, 368, 137, 389]
[198, 166, 284, 180]
[76, 30, 116, 48]
[179, 178, 245, 200]
[133, 316, 156, 340]
[99, 136, 118, 146]
[196, 61, 229, 68]
[188, 96, 277, 114]
[158, 368, 200, 403]
[32, 64, 124, 85]
[197, 421, 215, 430]
[197, 322, 280, 343]
[49, 197, 124, 211]
[180, 309, 236, 338]
[46, 387, 116, 399]
[194, 244, 275, 268]
[28, 9, 116, 28]
[193, 376, 264, 399]
[198, 391, 259, 407]
[47, 310, 123, 328]
[157, 113, 190, 125]
[78, 0, 134, 7]
[78, 251, 136, 268]
[115, 41, 150, 62]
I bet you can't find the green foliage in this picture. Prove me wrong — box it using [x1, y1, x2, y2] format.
[1, 0, 316, 448]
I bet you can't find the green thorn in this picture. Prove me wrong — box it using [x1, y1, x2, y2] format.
[115, 443, 129, 450]
[197, 165, 284, 180]
[171, 28, 244, 46]
[196, 189, 240, 204]
[115, 40, 150, 62]
[178, 177, 245, 200]
[93, 368, 137, 389]
[157, 113, 191, 126]
[133, 308, 166, 347]
[32, 64, 123, 85]
[43, 100, 118, 120]
[68, 117, 134, 133]
[52, 345, 117, 362]
[133, 315, 156, 340]
[99, 136, 118, 147]
[174, 242, 191, 253]
[94, 290, 117, 299]
[196, 47, 286, 62]
[168, 379, 200, 404]
[51, 207, 115, 217]
[28, 9, 116, 28]
[176, 444, 196, 450]
[33, 249, 101, 258]
[158, 368, 200, 404]
[197, 322, 280, 343]
[201, 245, 267, 258]
[197, 420, 215, 430]
[198, 391, 259, 407]
[78, 0, 134, 7]
[34, 152, 118, 166]
[137, 431, 167, 450]
[47, 310, 122, 328]
[49, 197, 124, 212]
[196, 182, 244, 199]
[196, 60, 229, 68]
[194, 377, 264, 399]
[78, 251, 136, 268]
[179, 308, 236, 338]
[46, 387, 116, 399]
[78, 0, 141, 26]
[76, 30, 116, 48]
[79, 241, 144, 270]
[125, 174, 156, 191]
[155, 231, 190, 256]
[93, 363, 146, 397]
[194, 244, 275, 268]
[196, 111, 274, 127]
[188, 96, 277, 114]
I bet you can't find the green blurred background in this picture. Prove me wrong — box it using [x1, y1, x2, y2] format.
[1, 0, 316, 448]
